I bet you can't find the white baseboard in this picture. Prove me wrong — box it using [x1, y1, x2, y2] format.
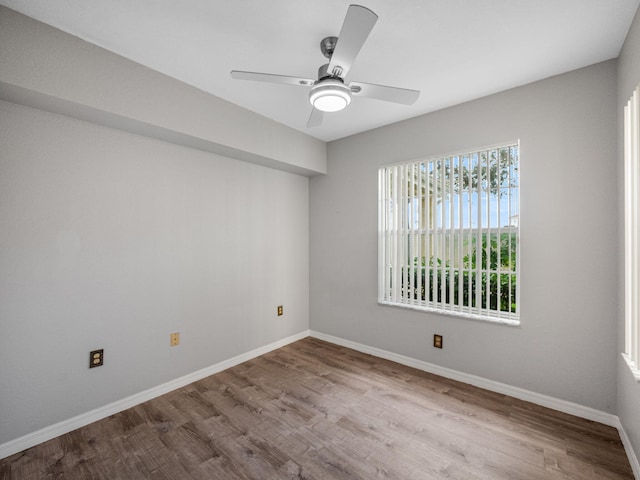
[310, 330, 640, 479]
[0, 330, 310, 461]
[3, 329, 638, 479]
[310, 331, 618, 425]
[615, 417, 640, 480]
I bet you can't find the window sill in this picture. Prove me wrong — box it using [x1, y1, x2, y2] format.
[378, 300, 520, 327]
[622, 353, 640, 382]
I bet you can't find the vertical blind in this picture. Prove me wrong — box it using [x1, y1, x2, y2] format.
[378, 142, 520, 324]
[625, 83, 640, 375]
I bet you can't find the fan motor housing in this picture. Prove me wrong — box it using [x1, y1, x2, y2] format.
[317, 63, 334, 81]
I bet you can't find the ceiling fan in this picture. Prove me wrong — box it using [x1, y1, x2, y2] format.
[230, 4, 420, 128]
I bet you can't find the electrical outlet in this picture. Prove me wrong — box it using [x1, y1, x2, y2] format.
[434, 334, 443, 349]
[170, 332, 180, 346]
[277, 305, 283, 316]
[89, 349, 104, 368]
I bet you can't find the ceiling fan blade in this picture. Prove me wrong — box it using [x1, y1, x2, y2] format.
[327, 5, 378, 78]
[349, 81, 420, 105]
[230, 70, 315, 87]
[307, 108, 324, 128]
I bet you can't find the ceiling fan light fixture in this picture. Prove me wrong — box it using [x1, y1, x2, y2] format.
[309, 80, 351, 112]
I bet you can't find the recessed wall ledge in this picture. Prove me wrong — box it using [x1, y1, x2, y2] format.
[0, 81, 323, 177]
[0, 6, 327, 177]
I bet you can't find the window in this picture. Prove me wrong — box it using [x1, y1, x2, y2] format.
[378, 142, 520, 324]
[624, 83, 640, 380]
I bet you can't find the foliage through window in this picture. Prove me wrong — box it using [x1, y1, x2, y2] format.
[378, 142, 520, 324]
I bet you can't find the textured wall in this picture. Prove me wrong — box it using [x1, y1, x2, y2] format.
[0, 99, 309, 445]
[617, 3, 640, 467]
[311, 60, 618, 412]
[0, 6, 326, 176]
[0, 5, 317, 448]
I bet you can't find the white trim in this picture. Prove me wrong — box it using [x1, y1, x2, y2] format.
[625, 83, 640, 377]
[615, 416, 640, 479]
[378, 300, 520, 326]
[622, 352, 640, 382]
[309, 331, 618, 426]
[0, 330, 310, 460]
[382, 140, 522, 169]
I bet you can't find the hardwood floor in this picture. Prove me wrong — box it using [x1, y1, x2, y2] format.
[0, 337, 633, 479]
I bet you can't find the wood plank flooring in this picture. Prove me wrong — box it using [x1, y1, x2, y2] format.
[0, 337, 634, 479]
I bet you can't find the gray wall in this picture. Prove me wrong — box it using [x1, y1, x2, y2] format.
[618, 4, 640, 464]
[0, 99, 310, 445]
[0, 6, 326, 176]
[0, 6, 315, 447]
[310, 60, 618, 413]
[2, 2, 638, 464]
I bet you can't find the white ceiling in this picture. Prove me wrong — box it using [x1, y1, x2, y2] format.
[2, 0, 639, 142]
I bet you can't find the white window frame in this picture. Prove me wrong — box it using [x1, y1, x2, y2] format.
[624, 83, 640, 381]
[378, 142, 520, 325]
